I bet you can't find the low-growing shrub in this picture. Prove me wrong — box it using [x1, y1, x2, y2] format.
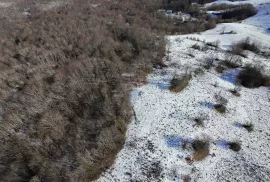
[242, 123, 254, 132]
[169, 75, 191, 93]
[192, 139, 210, 161]
[191, 44, 201, 50]
[194, 117, 204, 127]
[238, 65, 269, 88]
[183, 175, 191, 182]
[228, 142, 241, 152]
[214, 104, 226, 113]
[215, 65, 226, 73]
[233, 37, 260, 54]
[205, 18, 217, 30]
[221, 54, 242, 68]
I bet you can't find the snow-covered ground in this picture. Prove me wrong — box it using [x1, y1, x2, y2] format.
[96, 1, 270, 182]
[206, 0, 270, 29]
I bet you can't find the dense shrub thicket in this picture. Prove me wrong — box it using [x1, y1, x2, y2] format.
[161, 0, 215, 17]
[214, 4, 257, 21]
[207, 3, 237, 11]
[0, 0, 216, 181]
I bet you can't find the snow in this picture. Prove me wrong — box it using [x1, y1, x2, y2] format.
[206, 0, 270, 29]
[96, 1, 270, 181]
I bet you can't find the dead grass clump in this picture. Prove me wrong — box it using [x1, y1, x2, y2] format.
[192, 139, 210, 161]
[169, 75, 191, 93]
[183, 175, 191, 182]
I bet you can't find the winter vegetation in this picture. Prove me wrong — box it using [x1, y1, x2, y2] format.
[0, 0, 229, 181]
[96, 0, 270, 181]
[0, 0, 270, 182]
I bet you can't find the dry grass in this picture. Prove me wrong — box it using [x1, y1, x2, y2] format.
[192, 140, 210, 161]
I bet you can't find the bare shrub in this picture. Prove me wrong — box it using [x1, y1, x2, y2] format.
[214, 104, 226, 113]
[222, 52, 242, 68]
[205, 18, 217, 30]
[238, 65, 269, 88]
[232, 37, 260, 55]
[242, 123, 254, 132]
[169, 75, 191, 93]
[194, 117, 204, 127]
[192, 139, 210, 161]
[228, 142, 241, 152]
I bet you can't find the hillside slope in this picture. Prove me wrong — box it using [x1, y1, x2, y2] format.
[97, 0, 270, 181]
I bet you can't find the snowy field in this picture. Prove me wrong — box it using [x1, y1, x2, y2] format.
[97, 1, 270, 182]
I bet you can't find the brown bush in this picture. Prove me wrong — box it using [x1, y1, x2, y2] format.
[169, 75, 191, 93]
[192, 140, 210, 161]
[238, 65, 269, 88]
